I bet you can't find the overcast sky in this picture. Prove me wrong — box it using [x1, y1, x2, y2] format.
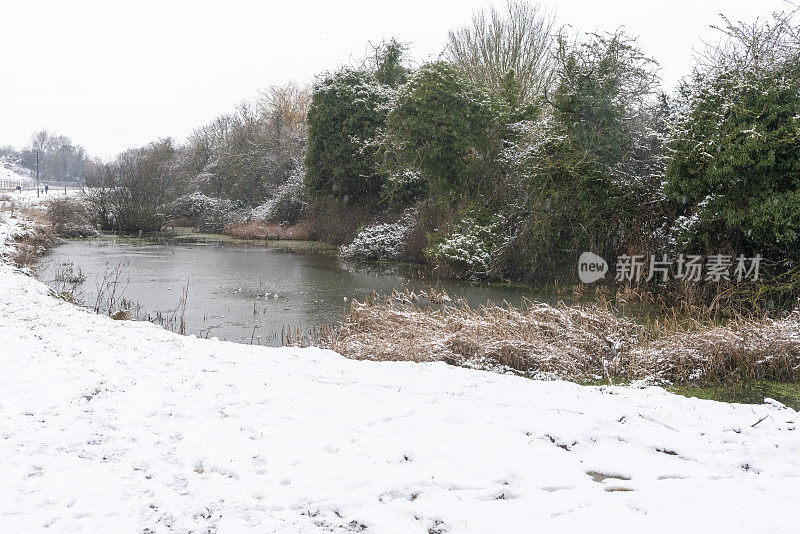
[0, 0, 790, 159]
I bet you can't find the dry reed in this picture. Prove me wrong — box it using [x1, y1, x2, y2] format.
[310, 289, 640, 381]
[299, 289, 800, 385]
[224, 221, 314, 241]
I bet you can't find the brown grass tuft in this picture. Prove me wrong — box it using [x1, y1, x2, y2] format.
[302, 289, 800, 385]
[312, 289, 640, 380]
[631, 316, 800, 383]
[224, 221, 314, 241]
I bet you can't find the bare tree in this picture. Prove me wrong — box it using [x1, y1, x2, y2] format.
[50, 135, 76, 195]
[697, 8, 800, 75]
[30, 130, 51, 197]
[446, 0, 557, 104]
[175, 86, 310, 204]
[85, 139, 181, 232]
[257, 82, 311, 134]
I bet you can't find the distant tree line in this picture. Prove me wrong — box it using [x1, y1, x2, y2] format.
[3, 130, 89, 189]
[81, 83, 310, 232]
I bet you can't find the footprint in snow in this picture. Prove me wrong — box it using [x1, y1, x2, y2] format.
[586, 470, 631, 483]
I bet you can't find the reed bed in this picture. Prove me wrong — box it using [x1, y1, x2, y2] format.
[224, 221, 313, 241]
[306, 289, 639, 380]
[630, 314, 800, 384]
[299, 289, 800, 385]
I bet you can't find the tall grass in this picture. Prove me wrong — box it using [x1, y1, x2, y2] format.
[301, 289, 800, 385]
[224, 221, 314, 241]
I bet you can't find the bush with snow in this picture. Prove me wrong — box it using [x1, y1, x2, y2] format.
[340, 211, 417, 261]
[431, 217, 505, 277]
[340, 223, 408, 261]
[664, 12, 800, 258]
[45, 198, 98, 238]
[164, 193, 241, 232]
[250, 169, 307, 225]
[306, 67, 392, 203]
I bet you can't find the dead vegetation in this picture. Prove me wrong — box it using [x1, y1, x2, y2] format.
[1, 196, 97, 269]
[9, 226, 56, 268]
[294, 289, 800, 385]
[45, 197, 98, 238]
[0, 201, 58, 269]
[48, 261, 87, 302]
[224, 221, 314, 241]
[304, 289, 639, 379]
[629, 316, 800, 384]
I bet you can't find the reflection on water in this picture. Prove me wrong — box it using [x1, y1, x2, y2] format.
[37, 237, 543, 346]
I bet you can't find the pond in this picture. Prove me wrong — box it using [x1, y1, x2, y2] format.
[36, 236, 542, 346]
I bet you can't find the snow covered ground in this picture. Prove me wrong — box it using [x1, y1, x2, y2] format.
[2, 187, 82, 204]
[0, 211, 799, 533]
[0, 157, 33, 184]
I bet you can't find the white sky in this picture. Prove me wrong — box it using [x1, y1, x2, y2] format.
[0, 0, 790, 159]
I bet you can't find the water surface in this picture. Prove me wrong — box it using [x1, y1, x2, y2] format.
[38, 237, 538, 346]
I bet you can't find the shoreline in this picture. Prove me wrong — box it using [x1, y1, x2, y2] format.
[15, 199, 800, 409]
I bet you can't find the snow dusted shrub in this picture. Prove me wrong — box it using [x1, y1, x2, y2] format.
[250, 169, 307, 225]
[387, 61, 498, 194]
[197, 200, 243, 233]
[667, 195, 716, 249]
[340, 210, 416, 261]
[45, 198, 98, 238]
[165, 193, 240, 232]
[431, 217, 505, 278]
[306, 68, 390, 203]
[165, 192, 219, 220]
[340, 222, 409, 261]
[382, 169, 426, 206]
[665, 12, 800, 259]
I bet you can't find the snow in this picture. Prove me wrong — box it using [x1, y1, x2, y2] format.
[1, 211, 799, 533]
[2, 186, 83, 205]
[0, 212, 27, 259]
[0, 157, 33, 184]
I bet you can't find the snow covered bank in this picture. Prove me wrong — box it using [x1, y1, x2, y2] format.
[0, 200, 57, 268]
[0, 212, 27, 259]
[1, 213, 799, 533]
[0, 156, 33, 185]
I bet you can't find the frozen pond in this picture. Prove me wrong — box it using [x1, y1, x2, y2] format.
[37, 236, 538, 346]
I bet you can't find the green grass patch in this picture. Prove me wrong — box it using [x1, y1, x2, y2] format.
[668, 381, 800, 410]
[580, 377, 800, 410]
